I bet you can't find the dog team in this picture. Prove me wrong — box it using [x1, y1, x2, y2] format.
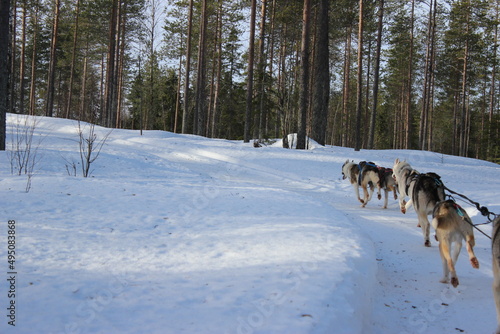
[342, 158, 500, 333]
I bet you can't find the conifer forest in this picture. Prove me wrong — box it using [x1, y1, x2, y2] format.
[1, 0, 500, 161]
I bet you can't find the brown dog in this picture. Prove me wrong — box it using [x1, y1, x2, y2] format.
[341, 160, 381, 208]
[432, 200, 479, 287]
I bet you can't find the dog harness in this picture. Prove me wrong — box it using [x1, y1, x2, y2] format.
[405, 171, 442, 195]
[453, 202, 465, 218]
[357, 161, 377, 185]
[377, 167, 393, 188]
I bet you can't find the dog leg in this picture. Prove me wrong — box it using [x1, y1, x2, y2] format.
[354, 184, 364, 204]
[382, 189, 388, 209]
[367, 184, 374, 202]
[440, 240, 459, 287]
[400, 199, 407, 214]
[404, 199, 413, 213]
[465, 235, 479, 269]
[438, 239, 450, 284]
[417, 212, 431, 247]
[452, 240, 462, 265]
[361, 186, 369, 207]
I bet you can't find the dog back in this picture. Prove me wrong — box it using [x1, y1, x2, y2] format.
[378, 167, 395, 189]
[413, 172, 445, 213]
[359, 161, 379, 186]
[432, 199, 473, 234]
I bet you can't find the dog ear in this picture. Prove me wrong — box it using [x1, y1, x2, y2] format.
[395, 158, 400, 164]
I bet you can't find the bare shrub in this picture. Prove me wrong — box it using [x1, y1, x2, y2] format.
[8, 115, 43, 192]
[77, 120, 111, 177]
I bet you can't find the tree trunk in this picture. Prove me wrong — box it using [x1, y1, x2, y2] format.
[19, 0, 26, 114]
[65, 0, 80, 119]
[277, 24, 287, 138]
[420, 0, 433, 150]
[79, 56, 88, 120]
[195, 0, 208, 136]
[368, 0, 384, 149]
[174, 39, 183, 133]
[257, 0, 267, 141]
[459, 7, 470, 157]
[311, 0, 329, 146]
[297, 0, 311, 150]
[211, 0, 223, 138]
[0, 0, 11, 150]
[406, 0, 415, 149]
[148, 0, 157, 130]
[182, 0, 193, 134]
[426, 0, 437, 151]
[104, 0, 118, 126]
[342, 25, 352, 147]
[488, 0, 499, 159]
[116, 2, 126, 128]
[8, 0, 16, 115]
[354, 0, 363, 151]
[29, 1, 38, 116]
[244, 0, 257, 143]
[45, 0, 60, 117]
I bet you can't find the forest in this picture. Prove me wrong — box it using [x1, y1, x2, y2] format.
[1, 0, 500, 161]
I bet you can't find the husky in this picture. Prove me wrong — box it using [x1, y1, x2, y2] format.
[341, 160, 381, 208]
[492, 216, 500, 334]
[392, 159, 445, 246]
[392, 159, 416, 213]
[431, 200, 479, 287]
[377, 167, 398, 209]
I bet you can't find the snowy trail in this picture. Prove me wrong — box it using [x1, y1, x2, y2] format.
[341, 204, 495, 334]
[224, 145, 499, 334]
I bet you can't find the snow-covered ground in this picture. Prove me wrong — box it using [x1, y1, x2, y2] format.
[1, 114, 499, 334]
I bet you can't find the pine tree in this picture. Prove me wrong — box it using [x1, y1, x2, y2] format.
[0, 0, 10, 150]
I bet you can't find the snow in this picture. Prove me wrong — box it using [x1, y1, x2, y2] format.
[1, 114, 499, 334]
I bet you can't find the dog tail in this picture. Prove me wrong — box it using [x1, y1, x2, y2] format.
[431, 200, 456, 230]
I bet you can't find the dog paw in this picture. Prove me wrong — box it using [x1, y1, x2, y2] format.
[377, 194, 381, 200]
[451, 277, 459, 288]
[424, 240, 431, 247]
[471, 257, 480, 269]
[439, 278, 448, 284]
[400, 207, 406, 214]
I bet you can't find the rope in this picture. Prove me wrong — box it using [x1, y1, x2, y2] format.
[443, 185, 498, 223]
[443, 185, 499, 240]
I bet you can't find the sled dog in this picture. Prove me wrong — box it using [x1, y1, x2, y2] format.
[392, 159, 416, 213]
[342, 160, 381, 208]
[392, 159, 445, 246]
[492, 216, 500, 334]
[377, 167, 398, 209]
[431, 199, 479, 288]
